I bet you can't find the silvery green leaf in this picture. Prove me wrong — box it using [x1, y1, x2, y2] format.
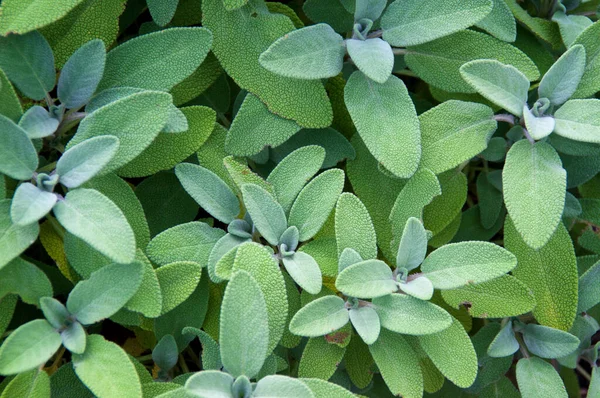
[523, 105, 555, 141]
[152, 334, 178, 371]
[161, 106, 188, 133]
[147, 0, 180, 26]
[10, 183, 56, 226]
[282, 251, 322, 295]
[460, 59, 529, 116]
[554, 99, 600, 144]
[335, 259, 397, 299]
[279, 226, 299, 253]
[61, 321, 86, 354]
[0, 200, 39, 270]
[185, 371, 234, 398]
[58, 39, 106, 109]
[338, 247, 363, 273]
[487, 320, 519, 357]
[259, 24, 346, 80]
[0, 115, 38, 181]
[552, 11, 593, 48]
[40, 297, 70, 329]
[396, 217, 428, 271]
[241, 183, 287, 246]
[398, 276, 434, 300]
[516, 357, 568, 398]
[475, 0, 517, 42]
[253, 375, 314, 398]
[56, 136, 120, 188]
[17, 106, 59, 139]
[522, 324, 580, 359]
[346, 38, 394, 84]
[207, 233, 250, 283]
[349, 306, 380, 345]
[289, 295, 349, 337]
[354, 0, 387, 22]
[538, 44, 586, 106]
[227, 219, 253, 240]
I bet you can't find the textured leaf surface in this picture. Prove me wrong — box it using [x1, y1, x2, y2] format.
[335, 193, 377, 260]
[0, 69, 22, 122]
[335, 259, 397, 299]
[18, 105, 59, 139]
[475, 0, 516, 42]
[0, 116, 38, 181]
[346, 38, 394, 84]
[522, 324, 579, 359]
[349, 306, 380, 345]
[10, 183, 56, 226]
[0, 257, 53, 306]
[282, 252, 322, 295]
[538, 44, 586, 106]
[345, 72, 420, 178]
[147, 0, 179, 26]
[396, 217, 428, 271]
[1, 368, 50, 398]
[572, 21, 600, 99]
[554, 99, 600, 144]
[289, 296, 349, 337]
[373, 294, 452, 335]
[301, 378, 354, 398]
[254, 375, 314, 398]
[57, 136, 119, 188]
[242, 184, 287, 246]
[0, 200, 39, 270]
[516, 357, 567, 398]
[0, 0, 84, 35]
[578, 260, 600, 313]
[298, 336, 345, 380]
[155, 261, 202, 314]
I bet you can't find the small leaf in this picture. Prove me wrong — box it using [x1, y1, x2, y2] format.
[58, 39, 106, 109]
[335, 259, 396, 299]
[335, 193, 377, 260]
[578, 259, 600, 313]
[373, 294, 452, 335]
[354, 0, 387, 21]
[460, 59, 529, 116]
[175, 163, 240, 224]
[147, 0, 179, 26]
[349, 306, 380, 345]
[0, 199, 39, 270]
[522, 324, 580, 359]
[0, 115, 38, 181]
[279, 226, 300, 253]
[0, 31, 55, 100]
[488, 320, 520, 357]
[399, 276, 434, 301]
[421, 241, 517, 289]
[40, 297, 70, 329]
[61, 321, 86, 354]
[220, 270, 269, 379]
[10, 183, 57, 226]
[0, 319, 61, 375]
[346, 38, 393, 84]
[56, 136, 119, 188]
[282, 252, 322, 295]
[259, 24, 345, 80]
[182, 327, 222, 370]
[241, 183, 287, 246]
[552, 11, 592, 48]
[288, 169, 345, 242]
[516, 357, 568, 398]
[53, 188, 136, 263]
[254, 375, 314, 398]
[538, 44, 586, 106]
[18, 106, 59, 139]
[184, 370, 234, 397]
[503, 140, 566, 249]
[0, 257, 53, 306]
[338, 248, 363, 273]
[207, 233, 249, 283]
[290, 295, 349, 338]
[152, 335, 178, 371]
[523, 105, 555, 141]
[396, 217, 428, 272]
[475, 0, 517, 42]
[156, 261, 202, 314]
[554, 99, 600, 144]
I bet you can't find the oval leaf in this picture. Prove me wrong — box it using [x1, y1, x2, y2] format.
[289, 295, 349, 338]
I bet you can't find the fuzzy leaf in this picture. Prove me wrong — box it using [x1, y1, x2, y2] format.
[516, 357, 567, 398]
[345, 71, 420, 178]
[57, 136, 119, 188]
[147, 0, 179, 26]
[475, 0, 517, 42]
[522, 324, 580, 359]
[10, 183, 57, 226]
[0, 200, 39, 270]
[335, 193, 377, 260]
[373, 294, 452, 335]
[399, 277, 434, 301]
[571, 21, 600, 99]
[242, 183, 287, 246]
[289, 295, 349, 337]
[354, 0, 386, 21]
[349, 306, 380, 345]
[488, 320, 519, 357]
[155, 261, 202, 314]
[554, 99, 600, 144]
[254, 375, 314, 398]
[503, 140, 566, 249]
[0, 0, 84, 35]
[184, 370, 234, 397]
[0, 115, 38, 181]
[0, 257, 53, 306]
[578, 259, 600, 313]
[61, 321, 86, 354]
[0, 69, 22, 122]
[522, 105, 555, 141]
[282, 252, 322, 295]
[346, 38, 394, 84]
[18, 106, 59, 139]
[552, 11, 592, 48]
[538, 44, 586, 106]
[220, 270, 269, 379]
[1, 368, 50, 398]
[298, 334, 346, 379]
[335, 259, 397, 299]
[396, 217, 428, 272]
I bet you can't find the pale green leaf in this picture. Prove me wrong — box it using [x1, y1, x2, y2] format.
[123, 252, 162, 318]
[0, 0, 84, 35]
[155, 261, 202, 314]
[571, 20, 600, 99]
[488, 320, 519, 357]
[254, 375, 314, 398]
[349, 306, 380, 345]
[301, 378, 356, 398]
[18, 106, 59, 139]
[398, 276, 434, 301]
[475, 0, 517, 42]
[335, 193, 377, 260]
[282, 252, 322, 295]
[578, 259, 600, 313]
[373, 294, 452, 335]
[184, 370, 234, 398]
[298, 334, 346, 379]
[223, 156, 274, 195]
[61, 321, 86, 354]
[0, 115, 38, 181]
[554, 99, 600, 144]
[0, 68, 23, 122]
[57, 136, 119, 188]
[242, 183, 287, 246]
[40, 297, 70, 329]
[0, 368, 50, 398]
[0, 257, 53, 306]
[522, 324, 580, 359]
[147, 0, 179, 26]
[338, 247, 363, 274]
[346, 38, 393, 84]
[516, 357, 567, 398]
[523, 105, 555, 141]
[182, 327, 222, 371]
[0, 199, 39, 270]
[354, 0, 386, 21]
[335, 259, 397, 299]
[396, 217, 428, 272]
[289, 295, 349, 337]
[538, 44, 586, 106]
[10, 183, 56, 226]
[207, 233, 249, 283]
[552, 11, 592, 48]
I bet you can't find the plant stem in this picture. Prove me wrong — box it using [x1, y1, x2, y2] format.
[47, 215, 65, 239]
[522, 127, 535, 144]
[515, 332, 530, 358]
[576, 364, 592, 381]
[136, 354, 154, 362]
[178, 354, 190, 373]
[493, 113, 515, 125]
[392, 48, 408, 55]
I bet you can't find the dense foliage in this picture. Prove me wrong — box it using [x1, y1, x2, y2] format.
[0, 0, 600, 397]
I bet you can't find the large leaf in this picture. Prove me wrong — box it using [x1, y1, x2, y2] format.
[0, 0, 84, 35]
[155, 261, 202, 314]
[335, 193, 377, 260]
[67, 262, 143, 324]
[522, 324, 579, 359]
[516, 357, 567, 398]
[572, 20, 600, 99]
[345, 72, 420, 178]
[0, 257, 53, 306]
[254, 376, 314, 398]
[10, 182, 57, 226]
[289, 295, 349, 337]
[0, 320, 61, 375]
[554, 99, 600, 144]
[184, 371, 234, 398]
[505, 219, 578, 331]
[421, 241, 517, 289]
[0, 199, 39, 270]
[282, 252, 322, 295]
[259, 23, 345, 80]
[0, 115, 38, 181]
[460, 59, 530, 116]
[503, 140, 566, 249]
[72, 334, 142, 398]
[98, 27, 212, 91]
[56, 136, 119, 188]
[242, 184, 287, 246]
[373, 294, 452, 335]
[335, 259, 397, 299]
[538, 44, 586, 106]
[346, 38, 394, 84]
[53, 188, 136, 264]
[220, 270, 269, 379]
[0, 31, 55, 100]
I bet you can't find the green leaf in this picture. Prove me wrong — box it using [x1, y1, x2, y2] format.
[476, 172, 503, 229]
[354, 0, 386, 21]
[207, 234, 249, 283]
[72, 334, 142, 398]
[53, 188, 136, 263]
[289, 169, 345, 242]
[40, 297, 70, 329]
[58, 39, 106, 109]
[223, 156, 274, 196]
[0, 0, 84, 35]
[259, 23, 345, 80]
[282, 252, 322, 295]
[0, 257, 53, 306]
[522, 105, 555, 140]
[441, 275, 536, 318]
[578, 259, 600, 313]
[67, 262, 143, 324]
[155, 261, 202, 314]
[0, 368, 50, 398]
[152, 335, 178, 371]
[289, 295, 349, 337]
[10, 183, 57, 226]
[225, 93, 301, 157]
[184, 371, 234, 397]
[505, 219, 578, 331]
[475, 0, 517, 42]
[0, 31, 55, 100]
[346, 38, 393, 84]
[0, 115, 38, 181]
[335, 259, 397, 299]
[381, 0, 492, 46]
[421, 241, 517, 289]
[419, 100, 497, 174]
[0, 199, 39, 270]
[398, 277, 435, 301]
[61, 321, 86, 354]
[554, 99, 600, 144]
[68, 90, 172, 173]
[267, 146, 325, 214]
[488, 320, 519, 358]
[302, 0, 353, 33]
[373, 294, 452, 335]
[417, 317, 478, 388]
[552, 11, 592, 48]
[298, 335, 346, 380]
[369, 329, 423, 397]
[590, 367, 600, 398]
[504, 140, 566, 249]
[301, 378, 355, 398]
[349, 306, 380, 345]
[538, 44, 586, 106]
[396, 217, 428, 272]
[147, 0, 179, 26]
[338, 247, 363, 273]
[223, 0, 247, 11]
[335, 193, 377, 261]
[516, 357, 567, 398]
[571, 20, 600, 99]
[406, 29, 539, 93]
[460, 59, 529, 116]
[522, 324, 579, 359]
[241, 183, 287, 246]
[0, 319, 61, 376]
[18, 106, 59, 139]
[220, 270, 269, 379]
[98, 27, 212, 91]
[175, 163, 240, 224]
[254, 375, 314, 398]
[203, 0, 332, 128]
[56, 136, 119, 188]
[0, 68, 23, 122]
[345, 71, 420, 178]
[182, 327, 222, 370]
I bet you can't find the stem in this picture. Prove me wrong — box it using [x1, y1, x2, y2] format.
[394, 69, 418, 78]
[523, 127, 535, 144]
[136, 354, 154, 362]
[217, 113, 231, 128]
[576, 364, 592, 381]
[515, 332, 530, 359]
[48, 346, 66, 371]
[55, 112, 87, 136]
[367, 29, 383, 38]
[178, 354, 190, 373]
[493, 113, 516, 125]
[392, 48, 408, 55]
[45, 93, 54, 107]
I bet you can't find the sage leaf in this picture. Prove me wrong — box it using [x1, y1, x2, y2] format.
[538, 44, 586, 106]
[396, 217, 428, 272]
[61, 321, 86, 354]
[335, 193, 378, 260]
[289, 295, 349, 337]
[516, 357, 567, 398]
[336, 259, 397, 299]
[349, 306, 380, 345]
[373, 294, 452, 335]
[0, 199, 39, 270]
[18, 106, 59, 139]
[0, 115, 38, 181]
[282, 252, 322, 295]
[184, 371, 234, 397]
[522, 324, 580, 359]
[554, 99, 600, 144]
[10, 183, 57, 226]
[354, 0, 387, 22]
[0, 257, 53, 306]
[488, 320, 520, 358]
[147, 0, 179, 26]
[0, 0, 84, 35]
[522, 105, 555, 141]
[241, 183, 287, 246]
[253, 376, 314, 398]
[346, 38, 394, 84]
[398, 276, 434, 301]
[475, 0, 517, 42]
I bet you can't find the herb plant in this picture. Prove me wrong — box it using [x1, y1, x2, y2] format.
[0, 0, 600, 397]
